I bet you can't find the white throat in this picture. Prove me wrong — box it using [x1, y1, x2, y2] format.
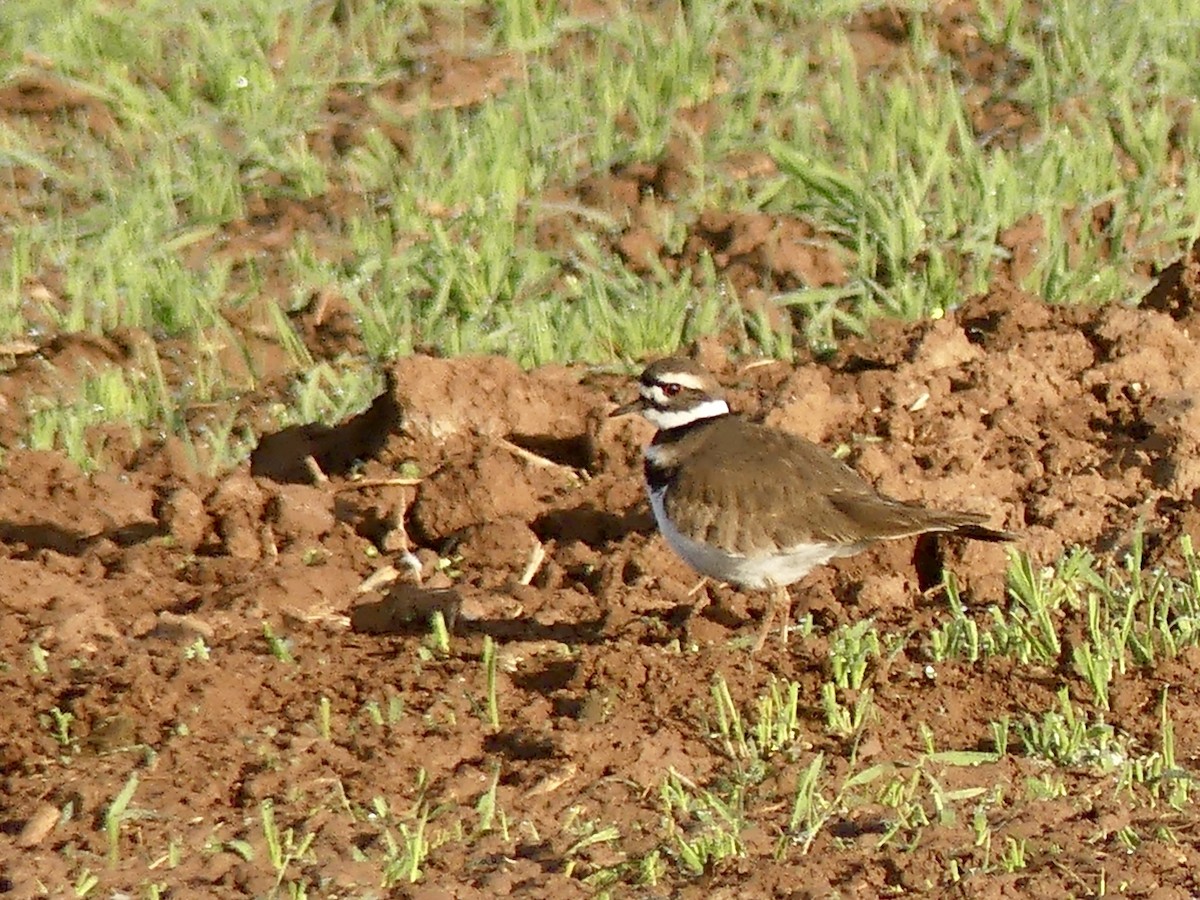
[643, 398, 730, 430]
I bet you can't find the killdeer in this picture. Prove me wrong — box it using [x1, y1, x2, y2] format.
[612, 357, 1014, 651]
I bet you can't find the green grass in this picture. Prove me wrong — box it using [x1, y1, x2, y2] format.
[35, 529, 1200, 893]
[4, 0, 1200, 461]
[568, 536, 1200, 890]
[8, 1, 1200, 893]
[930, 535, 1200, 676]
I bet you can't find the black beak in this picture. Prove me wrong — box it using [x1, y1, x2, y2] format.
[609, 396, 647, 418]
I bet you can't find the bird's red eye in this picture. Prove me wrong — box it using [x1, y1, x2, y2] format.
[663, 383, 682, 397]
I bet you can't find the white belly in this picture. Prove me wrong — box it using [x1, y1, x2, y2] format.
[648, 487, 854, 589]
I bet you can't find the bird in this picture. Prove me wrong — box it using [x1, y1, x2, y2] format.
[611, 356, 1014, 651]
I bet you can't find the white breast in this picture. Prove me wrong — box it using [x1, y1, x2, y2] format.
[648, 486, 855, 589]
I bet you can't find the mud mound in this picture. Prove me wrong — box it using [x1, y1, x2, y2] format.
[9, 283, 1200, 894]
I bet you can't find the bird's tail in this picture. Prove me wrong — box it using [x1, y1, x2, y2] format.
[949, 520, 1016, 542]
[923, 505, 1015, 542]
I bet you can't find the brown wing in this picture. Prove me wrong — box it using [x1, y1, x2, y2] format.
[662, 418, 1012, 554]
[826, 492, 1014, 542]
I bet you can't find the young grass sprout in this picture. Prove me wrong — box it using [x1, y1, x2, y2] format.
[105, 772, 141, 866]
[930, 537, 1200, 680]
[474, 762, 507, 839]
[374, 797, 430, 887]
[315, 696, 332, 741]
[660, 770, 745, 877]
[828, 619, 881, 690]
[820, 683, 874, 740]
[710, 674, 803, 762]
[261, 799, 316, 890]
[1014, 688, 1124, 769]
[482, 635, 501, 731]
[43, 706, 75, 749]
[262, 623, 296, 664]
[428, 610, 452, 656]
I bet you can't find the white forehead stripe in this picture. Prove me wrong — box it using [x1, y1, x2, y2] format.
[657, 371, 708, 391]
[643, 398, 730, 430]
[642, 384, 669, 406]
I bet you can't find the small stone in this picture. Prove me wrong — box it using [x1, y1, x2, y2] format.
[16, 803, 59, 847]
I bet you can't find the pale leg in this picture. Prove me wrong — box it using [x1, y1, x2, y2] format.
[775, 585, 792, 647]
[752, 589, 777, 653]
[683, 579, 712, 642]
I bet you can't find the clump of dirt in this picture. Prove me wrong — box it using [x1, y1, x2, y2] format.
[7, 273, 1200, 894]
[538, 154, 852, 320]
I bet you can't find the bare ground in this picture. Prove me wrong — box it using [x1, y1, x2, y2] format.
[6, 3, 1200, 896]
[7, 265, 1200, 895]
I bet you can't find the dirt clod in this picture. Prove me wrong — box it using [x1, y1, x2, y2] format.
[9, 264, 1200, 893]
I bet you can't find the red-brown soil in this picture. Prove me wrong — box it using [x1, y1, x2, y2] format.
[7, 269, 1200, 895]
[6, 3, 1200, 896]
